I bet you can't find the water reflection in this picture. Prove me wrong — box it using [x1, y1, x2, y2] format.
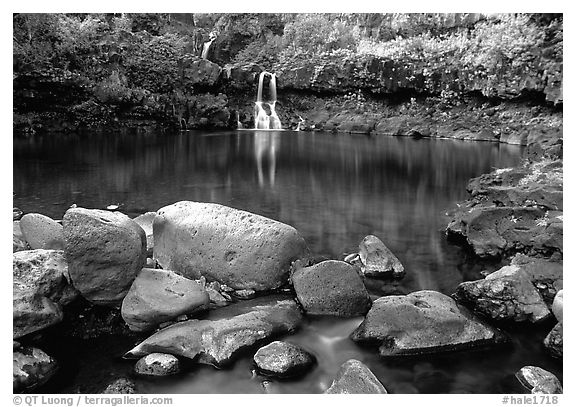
[253, 130, 281, 187]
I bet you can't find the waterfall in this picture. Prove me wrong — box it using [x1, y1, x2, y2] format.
[201, 39, 214, 60]
[254, 71, 282, 130]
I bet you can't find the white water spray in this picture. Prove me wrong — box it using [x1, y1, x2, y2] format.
[254, 72, 282, 130]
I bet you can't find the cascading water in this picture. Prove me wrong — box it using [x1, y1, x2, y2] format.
[201, 32, 217, 60]
[254, 72, 282, 130]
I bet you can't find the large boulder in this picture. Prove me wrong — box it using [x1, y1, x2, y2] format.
[20, 213, 65, 250]
[454, 265, 551, 323]
[134, 353, 180, 376]
[291, 260, 371, 317]
[516, 366, 562, 394]
[544, 322, 562, 358]
[13, 221, 29, 252]
[121, 268, 210, 332]
[253, 341, 315, 378]
[63, 208, 147, 306]
[13, 249, 78, 306]
[325, 359, 387, 394]
[13, 346, 58, 392]
[102, 378, 136, 394]
[124, 295, 303, 367]
[153, 201, 309, 292]
[133, 212, 156, 256]
[551, 289, 563, 322]
[179, 56, 222, 89]
[223, 62, 263, 89]
[358, 235, 405, 278]
[351, 290, 507, 357]
[13, 290, 63, 339]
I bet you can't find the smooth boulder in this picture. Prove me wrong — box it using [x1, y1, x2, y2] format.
[516, 366, 562, 394]
[13, 249, 78, 306]
[153, 201, 309, 292]
[63, 208, 147, 306]
[544, 322, 562, 358]
[20, 213, 65, 250]
[351, 290, 507, 357]
[551, 289, 563, 322]
[13, 290, 63, 339]
[291, 260, 371, 317]
[253, 341, 315, 378]
[134, 353, 180, 376]
[454, 265, 551, 323]
[133, 212, 156, 255]
[13, 346, 58, 392]
[359, 235, 405, 278]
[124, 295, 303, 367]
[325, 359, 387, 394]
[121, 268, 210, 332]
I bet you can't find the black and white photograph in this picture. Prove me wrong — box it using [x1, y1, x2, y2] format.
[10, 5, 565, 399]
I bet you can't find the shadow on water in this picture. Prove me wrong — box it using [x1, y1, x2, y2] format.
[13, 130, 559, 394]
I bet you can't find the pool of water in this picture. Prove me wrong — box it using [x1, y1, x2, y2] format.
[14, 130, 562, 393]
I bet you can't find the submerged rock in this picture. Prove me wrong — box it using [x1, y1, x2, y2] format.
[516, 366, 562, 394]
[102, 378, 137, 394]
[20, 213, 65, 250]
[134, 353, 180, 376]
[291, 260, 371, 317]
[544, 322, 562, 358]
[358, 235, 405, 278]
[121, 268, 210, 332]
[253, 341, 315, 378]
[13, 290, 63, 339]
[454, 265, 551, 323]
[351, 290, 507, 357]
[63, 207, 147, 306]
[153, 201, 309, 292]
[13, 249, 78, 306]
[325, 359, 387, 394]
[133, 212, 156, 256]
[13, 346, 58, 392]
[124, 295, 303, 367]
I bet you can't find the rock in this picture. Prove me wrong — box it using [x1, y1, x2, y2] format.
[206, 286, 231, 307]
[179, 56, 222, 89]
[253, 341, 315, 378]
[134, 353, 180, 376]
[121, 268, 210, 332]
[63, 207, 147, 306]
[20, 213, 65, 250]
[13, 249, 78, 306]
[13, 347, 58, 392]
[291, 260, 371, 317]
[133, 212, 156, 256]
[551, 289, 563, 322]
[102, 378, 136, 394]
[516, 366, 562, 394]
[14, 207, 24, 221]
[13, 290, 63, 339]
[325, 359, 387, 394]
[124, 295, 303, 367]
[510, 254, 563, 303]
[153, 201, 309, 292]
[224, 62, 263, 89]
[454, 265, 551, 323]
[351, 290, 507, 357]
[544, 322, 562, 358]
[358, 235, 405, 278]
[232, 288, 257, 300]
[13, 221, 29, 252]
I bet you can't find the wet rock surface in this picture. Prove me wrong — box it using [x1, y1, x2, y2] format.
[13, 290, 63, 339]
[358, 235, 404, 278]
[551, 290, 563, 322]
[454, 265, 551, 323]
[20, 213, 65, 250]
[351, 290, 507, 357]
[121, 268, 210, 332]
[13, 346, 58, 392]
[544, 322, 562, 358]
[102, 378, 137, 394]
[153, 201, 309, 292]
[124, 295, 303, 367]
[516, 366, 562, 394]
[325, 359, 387, 394]
[291, 260, 371, 317]
[253, 341, 315, 378]
[13, 221, 29, 252]
[63, 207, 147, 306]
[134, 353, 180, 376]
[510, 254, 562, 303]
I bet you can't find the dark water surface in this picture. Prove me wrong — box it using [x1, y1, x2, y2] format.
[14, 130, 562, 393]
